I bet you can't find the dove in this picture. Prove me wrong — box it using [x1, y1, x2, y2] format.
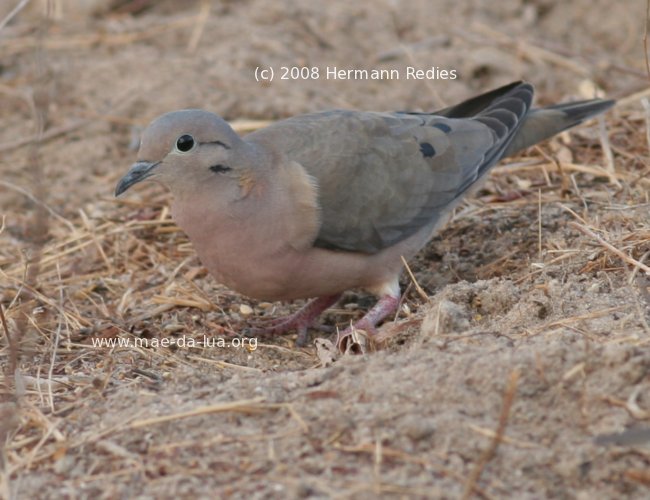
[115, 81, 614, 349]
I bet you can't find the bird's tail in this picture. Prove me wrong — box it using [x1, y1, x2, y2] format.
[504, 98, 615, 156]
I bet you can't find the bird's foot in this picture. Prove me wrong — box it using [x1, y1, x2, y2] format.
[336, 294, 400, 353]
[245, 294, 341, 346]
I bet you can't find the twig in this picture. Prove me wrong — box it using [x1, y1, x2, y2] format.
[642, 98, 650, 155]
[129, 397, 270, 428]
[617, 86, 650, 108]
[0, 0, 30, 32]
[3, 16, 199, 57]
[46, 264, 65, 412]
[466, 424, 540, 449]
[467, 22, 591, 77]
[537, 189, 543, 261]
[185, 354, 261, 372]
[400, 256, 428, 301]
[492, 161, 627, 182]
[529, 306, 628, 334]
[285, 403, 309, 433]
[557, 203, 587, 225]
[462, 370, 520, 500]
[645, 0, 650, 82]
[0, 304, 16, 383]
[0, 180, 76, 233]
[0, 118, 88, 153]
[186, 0, 210, 53]
[231, 119, 273, 133]
[569, 222, 650, 276]
[630, 250, 650, 285]
[597, 114, 618, 187]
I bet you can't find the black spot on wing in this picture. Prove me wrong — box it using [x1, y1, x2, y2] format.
[419, 142, 436, 158]
[432, 122, 452, 133]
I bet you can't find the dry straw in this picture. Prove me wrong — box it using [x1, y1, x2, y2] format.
[1, 2, 649, 497]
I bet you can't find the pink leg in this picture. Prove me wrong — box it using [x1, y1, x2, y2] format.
[248, 294, 341, 346]
[336, 294, 400, 351]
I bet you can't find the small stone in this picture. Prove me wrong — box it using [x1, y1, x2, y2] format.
[403, 415, 436, 442]
[420, 299, 470, 336]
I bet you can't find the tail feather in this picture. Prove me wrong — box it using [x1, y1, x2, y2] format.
[434, 81, 527, 118]
[400, 80, 615, 158]
[504, 98, 615, 156]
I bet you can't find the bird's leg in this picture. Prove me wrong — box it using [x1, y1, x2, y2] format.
[336, 293, 400, 352]
[247, 294, 341, 346]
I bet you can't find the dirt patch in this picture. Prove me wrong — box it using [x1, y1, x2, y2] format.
[1, 0, 649, 498]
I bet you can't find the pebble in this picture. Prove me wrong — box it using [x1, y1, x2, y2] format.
[240, 304, 254, 316]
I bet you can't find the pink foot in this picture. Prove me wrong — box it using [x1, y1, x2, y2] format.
[336, 294, 400, 353]
[246, 294, 341, 346]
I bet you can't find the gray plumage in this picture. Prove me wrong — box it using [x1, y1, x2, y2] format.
[115, 81, 614, 347]
[245, 82, 612, 253]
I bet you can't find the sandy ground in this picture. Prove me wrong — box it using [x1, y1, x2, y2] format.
[1, 0, 649, 498]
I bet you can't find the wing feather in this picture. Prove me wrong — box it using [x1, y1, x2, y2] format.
[246, 83, 534, 253]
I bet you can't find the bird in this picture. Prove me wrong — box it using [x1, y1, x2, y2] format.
[115, 81, 614, 349]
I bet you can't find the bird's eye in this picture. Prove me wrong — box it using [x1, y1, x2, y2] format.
[175, 134, 195, 152]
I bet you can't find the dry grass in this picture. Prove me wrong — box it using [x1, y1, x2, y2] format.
[2, 102, 647, 495]
[1, 1, 649, 498]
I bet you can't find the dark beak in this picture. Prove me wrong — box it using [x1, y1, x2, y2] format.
[114, 161, 160, 196]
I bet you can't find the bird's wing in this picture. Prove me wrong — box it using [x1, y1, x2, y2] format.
[247, 82, 534, 254]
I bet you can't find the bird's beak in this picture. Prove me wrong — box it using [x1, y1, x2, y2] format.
[114, 161, 160, 196]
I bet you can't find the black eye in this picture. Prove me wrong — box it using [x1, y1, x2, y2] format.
[176, 134, 195, 152]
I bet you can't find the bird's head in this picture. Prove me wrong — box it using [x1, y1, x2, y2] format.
[115, 110, 245, 199]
